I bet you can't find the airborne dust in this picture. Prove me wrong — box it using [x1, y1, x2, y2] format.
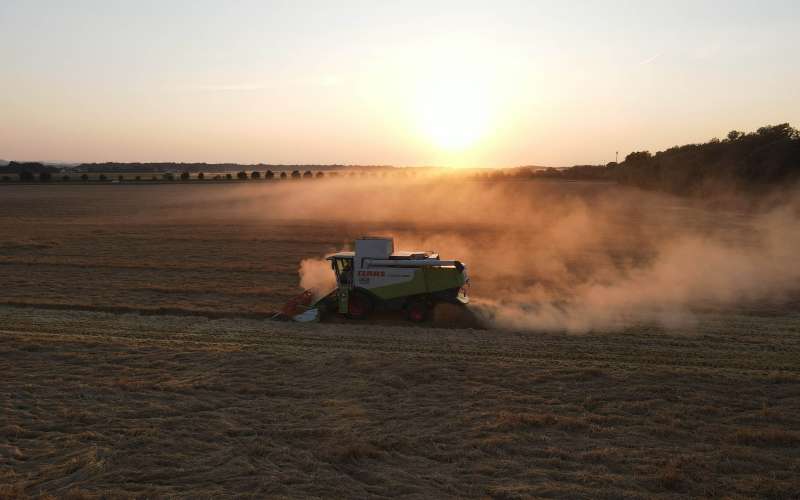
[203, 175, 800, 333]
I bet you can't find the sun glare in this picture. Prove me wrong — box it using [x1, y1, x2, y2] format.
[414, 66, 495, 152]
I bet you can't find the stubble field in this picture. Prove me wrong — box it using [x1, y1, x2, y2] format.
[1, 181, 799, 498]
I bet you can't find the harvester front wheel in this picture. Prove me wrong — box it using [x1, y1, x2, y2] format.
[346, 290, 373, 320]
[405, 299, 429, 323]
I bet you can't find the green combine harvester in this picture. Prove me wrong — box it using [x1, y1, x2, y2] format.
[288, 237, 469, 322]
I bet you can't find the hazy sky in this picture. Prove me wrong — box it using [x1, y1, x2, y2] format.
[1, 1, 798, 166]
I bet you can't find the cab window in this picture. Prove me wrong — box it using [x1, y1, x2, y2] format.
[333, 258, 353, 285]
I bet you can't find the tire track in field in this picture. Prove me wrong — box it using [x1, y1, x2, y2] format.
[2, 324, 798, 375]
[0, 301, 280, 320]
[7, 313, 799, 370]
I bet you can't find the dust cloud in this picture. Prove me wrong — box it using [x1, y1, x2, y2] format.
[299, 258, 337, 299]
[175, 174, 800, 332]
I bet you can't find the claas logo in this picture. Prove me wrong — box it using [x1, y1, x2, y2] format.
[358, 271, 385, 277]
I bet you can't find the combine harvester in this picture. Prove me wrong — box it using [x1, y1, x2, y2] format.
[285, 237, 469, 323]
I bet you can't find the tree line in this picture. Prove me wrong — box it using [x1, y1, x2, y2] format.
[4, 124, 798, 194]
[0, 168, 401, 183]
[529, 123, 800, 194]
[59, 162, 389, 173]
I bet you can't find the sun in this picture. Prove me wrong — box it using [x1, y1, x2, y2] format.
[414, 66, 495, 152]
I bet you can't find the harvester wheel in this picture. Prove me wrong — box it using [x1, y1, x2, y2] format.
[346, 290, 373, 320]
[405, 299, 429, 323]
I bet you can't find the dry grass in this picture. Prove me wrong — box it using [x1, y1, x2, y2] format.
[1, 184, 799, 498]
[1, 306, 799, 498]
[0, 482, 26, 500]
[732, 428, 800, 447]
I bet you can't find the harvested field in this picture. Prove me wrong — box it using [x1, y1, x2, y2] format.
[1, 181, 800, 498]
[2, 307, 800, 498]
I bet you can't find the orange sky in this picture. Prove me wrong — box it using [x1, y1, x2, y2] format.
[1, 1, 798, 166]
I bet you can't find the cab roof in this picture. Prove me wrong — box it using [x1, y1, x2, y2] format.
[326, 252, 355, 260]
[326, 250, 440, 260]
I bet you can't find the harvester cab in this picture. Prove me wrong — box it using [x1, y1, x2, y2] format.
[297, 236, 469, 322]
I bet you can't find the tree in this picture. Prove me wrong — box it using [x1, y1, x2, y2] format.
[756, 123, 798, 140]
[303, 170, 313, 179]
[197, 172, 205, 180]
[251, 171, 261, 179]
[9, 161, 46, 174]
[162, 173, 174, 181]
[225, 173, 233, 180]
[19, 171, 34, 182]
[280, 171, 287, 179]
[315, 171, 325, 179]
[118, 175, 124, 181]
[265, 170, 275, 179]
[727, 130, 744, 142]
[291, 170, 301, 179]
[180, 171, 190, 181]
[81, 174, 89, 181]
[236, 171, 248, 180]
[39, 172, 52, 182]
[61, 175, 71, 181]
[135, 176, 142, 181]
[99, 174, 108, 181]
[624, 151, 652, 165]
